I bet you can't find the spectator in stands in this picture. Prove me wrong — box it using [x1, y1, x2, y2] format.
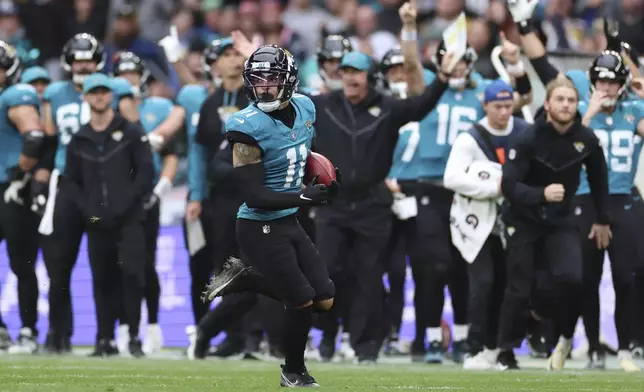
[0, 1, 38, 67]
[467, 18, 496, 78]
[171, 6, 198, 48]
[616, 0, 644, 53]
[259, 0, 309, 64]
[542, 0, 585, 50]
[376, 0, 405, 35]
[63, 0, 108, 42]
[103, 4, 171, 87]
[199, 0, 223, 43]
[217, 6, 239, 39]
[282, 0, 345, 56]
[238, 0, 260, 39]
[350, 5, 398, 60]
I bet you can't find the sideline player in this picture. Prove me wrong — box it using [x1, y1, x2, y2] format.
[0, 40, 56, 354]
[112, 51, 179, 354]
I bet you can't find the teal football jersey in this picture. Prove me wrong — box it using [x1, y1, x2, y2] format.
[176, 84, 209, 202]
[226, 94, 316, 221]
[139, 96, 173, 181]
[565, 70, 591, 102]
[388, 69, 435, 180]
[577, 99, 644, 195]
[45, 78, 135, 172]
[0, 84, 40, 183]
[416, 71, 491, 179]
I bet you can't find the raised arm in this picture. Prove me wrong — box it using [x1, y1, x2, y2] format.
[399, 0, 425, 97]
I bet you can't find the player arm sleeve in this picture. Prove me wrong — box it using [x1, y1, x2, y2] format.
[444, 133, 501, 200]
[500, 136, 547, 206]
[389, 77, 449, 128]
[130, 123, 156, 200]
[228, 131, 310, 210]
[529, 55, 560, 86]
[583, 138, 611, 224]
[187, 138, 208, 202]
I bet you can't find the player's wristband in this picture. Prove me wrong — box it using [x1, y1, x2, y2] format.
[401, 29, 417, 42]
[505, 61, 525, 75]
[515, 73, 531, 96]
[517, 20, 534, 35]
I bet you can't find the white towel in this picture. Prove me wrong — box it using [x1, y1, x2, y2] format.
[38, 169, 60, 236]
[186, 218, 206, 256]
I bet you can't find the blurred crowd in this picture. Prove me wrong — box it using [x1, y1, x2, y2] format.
[3, 0, 644, 93]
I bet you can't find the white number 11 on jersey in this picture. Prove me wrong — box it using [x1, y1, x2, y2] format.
[284, 144, 308, 187]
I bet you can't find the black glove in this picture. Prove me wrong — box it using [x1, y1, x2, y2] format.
[4, 166, 31, 206]
[30, 180, 49, 216]
[328, 167, 341, 198]
[604, 17, 622, 52]
[301, 175, 331, 205]
[143, 193, 159, 211]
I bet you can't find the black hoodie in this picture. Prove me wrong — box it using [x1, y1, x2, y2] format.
[501, 111, 610, 226]
[65, 113, 154, 229]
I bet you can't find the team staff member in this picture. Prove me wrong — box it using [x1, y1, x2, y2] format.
[65, 73, 154, 358]
[309, 50, 454, 362]
[496, 77, 611, 370]
[39, 33, 137, 354]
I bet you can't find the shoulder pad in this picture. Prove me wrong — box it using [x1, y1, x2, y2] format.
[422, 69, 435, 85]
[43, 80, 70, 102]
[176, 84, 207, 107]
[110, 77, 135, 98]
[225, 107, 262, 139]
[3, 84, 40, 108]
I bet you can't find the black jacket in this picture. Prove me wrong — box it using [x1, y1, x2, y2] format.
[65, 113, 154, 229]
[311, 78, 448, 203]
[501, 113, 610, 226]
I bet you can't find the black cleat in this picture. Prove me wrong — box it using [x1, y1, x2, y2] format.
[280, 365, 320, 388]
[318, 336, 335, 362]
[201, 257, 249, 303]
[210, 336, 244, 358]
[129, 338, 145, 358]
[497, 350, 520, 370]
[88, 339, 119, 357]
[60, 335, 72, 354]
[527, 333, 550, 358]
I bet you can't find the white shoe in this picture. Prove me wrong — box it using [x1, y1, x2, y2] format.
[117, 325, 130, 354]
[547, 336, 572, 371]
[338, 332, 355, 361]
[463, 349, 496, 370]
[143, 324, 163, 354]
[304, 334, 321, 361]
[185, 326, 197, 360]
[618, 351, 641, 372]
[8, 328, 38, 354]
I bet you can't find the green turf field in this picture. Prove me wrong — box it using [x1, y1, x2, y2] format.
[0, 356, 643, 391]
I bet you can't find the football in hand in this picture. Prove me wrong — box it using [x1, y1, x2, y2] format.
[304, 152, 336, 187]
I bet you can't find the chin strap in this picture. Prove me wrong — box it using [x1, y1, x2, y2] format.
[257, 100, 282, 112]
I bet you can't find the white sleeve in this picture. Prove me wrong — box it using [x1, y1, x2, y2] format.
[443, 133, 501, 200]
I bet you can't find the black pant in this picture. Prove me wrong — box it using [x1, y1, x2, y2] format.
[399, 182, 468, 348]
[467, 235, 505, 353]
[315, 199, 391, 357]
[0, 182, 40, 333]
[379, 215, 407, 338]
[41, 179, 85, 338]
[573, 194, 639, 350]
[497, 220, 582, 350]
[88, 222, 145, 340]
[143, 202, 161, 325]
[630, 188, 644, 345]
